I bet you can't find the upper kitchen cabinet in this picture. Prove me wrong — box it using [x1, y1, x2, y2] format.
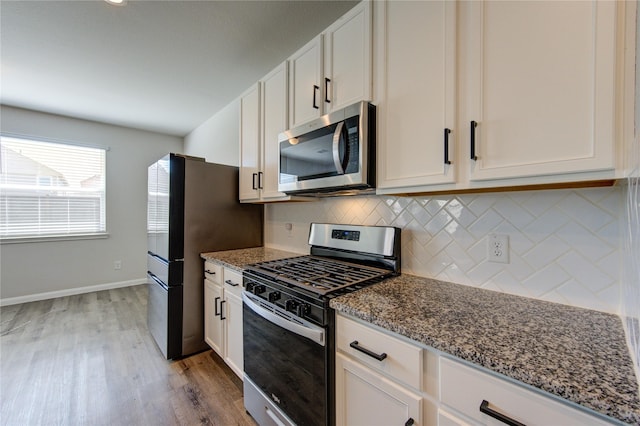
[376, 0, 457, 191]
[288, 1, 372, 128]
[239, 83, 261, 201]
[377, 0, 635, 195]
[288, 36, 323, 128]
[461, 0, 620, 184]
[239, 63, 292, 202]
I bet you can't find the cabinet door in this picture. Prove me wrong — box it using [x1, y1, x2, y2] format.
[324, 1, 372, 112]
[336, 353, 422, 426]
[289, 35, 323, 128]
[223, 291, 244, 379]
[377, 0, 457, 190]
[463, 1, 616, 182]
[204, 279, 224, 356]
[239, 84, 261, 201]
[261, 63, 288, 200]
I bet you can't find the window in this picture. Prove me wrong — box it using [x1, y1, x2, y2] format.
[0, 135, 106, 240]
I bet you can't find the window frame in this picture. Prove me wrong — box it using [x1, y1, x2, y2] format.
[0, 134, 109, 244]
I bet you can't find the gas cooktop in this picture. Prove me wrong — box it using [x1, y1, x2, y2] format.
[244, 255, 395, 296]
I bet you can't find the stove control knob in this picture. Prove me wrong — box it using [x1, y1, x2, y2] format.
[285, 299, 299, 313]
[252, 285, 266, 295]
[245, 282, 255, 293]
[268, 291, 281, 303]
[296, 303, 310, 318]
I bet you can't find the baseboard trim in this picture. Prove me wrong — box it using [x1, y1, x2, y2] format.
[0, 278, 147, 306]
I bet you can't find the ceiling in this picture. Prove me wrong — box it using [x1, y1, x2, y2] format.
[0, 0, 358, 137]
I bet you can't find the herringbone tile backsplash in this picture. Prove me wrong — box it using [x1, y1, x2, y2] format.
[265, 187, 623, 314]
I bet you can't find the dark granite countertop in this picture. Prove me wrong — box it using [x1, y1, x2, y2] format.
[330, 274, 640, 425]
[200, 247, 640, 424]
[201, 247, 301, 272]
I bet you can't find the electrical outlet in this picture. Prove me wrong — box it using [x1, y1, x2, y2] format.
[114, 260, 122, 270]
[285, 223, 293, 238]
[487, 234, 509, 263]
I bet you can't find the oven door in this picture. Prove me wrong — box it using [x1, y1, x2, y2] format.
[243, 292, 328, 426]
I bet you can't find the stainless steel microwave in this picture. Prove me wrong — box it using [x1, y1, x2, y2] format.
[278, 101, 376, 195]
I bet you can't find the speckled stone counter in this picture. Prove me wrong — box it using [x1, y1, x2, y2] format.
[201, 247, 301, 272]
[330, 274, 640, 425]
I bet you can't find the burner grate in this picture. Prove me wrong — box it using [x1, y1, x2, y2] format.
[246, 255, 393, 296]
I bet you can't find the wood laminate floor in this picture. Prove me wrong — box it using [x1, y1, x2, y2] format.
[0, 285, 256, 426]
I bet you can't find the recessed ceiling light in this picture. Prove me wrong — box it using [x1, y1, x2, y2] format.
[105, 0, 127, 6]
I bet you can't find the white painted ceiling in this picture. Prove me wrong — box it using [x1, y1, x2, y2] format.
[0, 0, 358, 136]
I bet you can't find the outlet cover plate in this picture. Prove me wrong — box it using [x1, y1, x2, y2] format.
[487, 233, 509, 263]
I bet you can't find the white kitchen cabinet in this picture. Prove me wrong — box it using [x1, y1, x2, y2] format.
[335, 313, 617, 426]
[288, 1, 372, 128]
[376, 0, 456, 190]
[260, 63, 289, 200]
[221, 269, 244, 378]
[239, 63, 293, 202]
[204, 276, 223, 355]
[335, 314, 423, 426]
[239, 83, 261, 201]
[203, 262, 244, 379]
[288, 35, 323, 128]
[323, 0, 372, 113]
[439, 357, 613, 426]
[336, 352, 422, 426]
[376, 0, 634, 195]
[462, 0, 618, 183]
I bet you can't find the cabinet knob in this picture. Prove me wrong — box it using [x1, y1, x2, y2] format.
[405, 418, 415, 426]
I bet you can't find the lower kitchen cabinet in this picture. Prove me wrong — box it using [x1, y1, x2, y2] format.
[336, 314, 423, 426]
[439, 357, 612, 426]
[203, 261, 244, 379]
[335, 313, 618, 426]
[335, 352, 421, 426]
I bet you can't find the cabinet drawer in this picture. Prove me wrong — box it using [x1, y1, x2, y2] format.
[440, 357, 612, 426]
[204, 261, 222, 284]
[222, 268, 243, 298]
[336, 315, 422, 390]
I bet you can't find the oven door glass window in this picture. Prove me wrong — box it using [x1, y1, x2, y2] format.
[279, 116, 360, 184]
[243, 301, 326, 426]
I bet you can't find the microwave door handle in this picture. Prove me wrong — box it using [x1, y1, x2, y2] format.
[332, 121, 346, 175]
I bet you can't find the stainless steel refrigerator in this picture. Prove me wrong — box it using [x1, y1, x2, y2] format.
[146, 153, 263, 359]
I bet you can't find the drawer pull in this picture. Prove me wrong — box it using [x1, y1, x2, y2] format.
[205, 269, 216, 275]
[225, 279, 239, 287]
[404, 418, 414, 426]
[349, 340, 387, 361]
[480, 400, 526, 426]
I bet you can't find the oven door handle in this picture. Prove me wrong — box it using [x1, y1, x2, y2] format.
[243, 292, 325, 346]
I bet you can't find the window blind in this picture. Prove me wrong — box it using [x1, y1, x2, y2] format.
[0, 135, 106, 239]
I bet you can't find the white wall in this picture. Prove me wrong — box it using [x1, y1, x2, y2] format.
[183, 99, 239, 166]
[0, 106, 183, 303]
[265, 187, 624, 314]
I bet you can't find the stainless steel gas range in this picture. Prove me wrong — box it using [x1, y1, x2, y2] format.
[242, 223, 401, 426]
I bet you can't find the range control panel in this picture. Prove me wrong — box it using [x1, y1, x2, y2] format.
[331, 229, 360, 241]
